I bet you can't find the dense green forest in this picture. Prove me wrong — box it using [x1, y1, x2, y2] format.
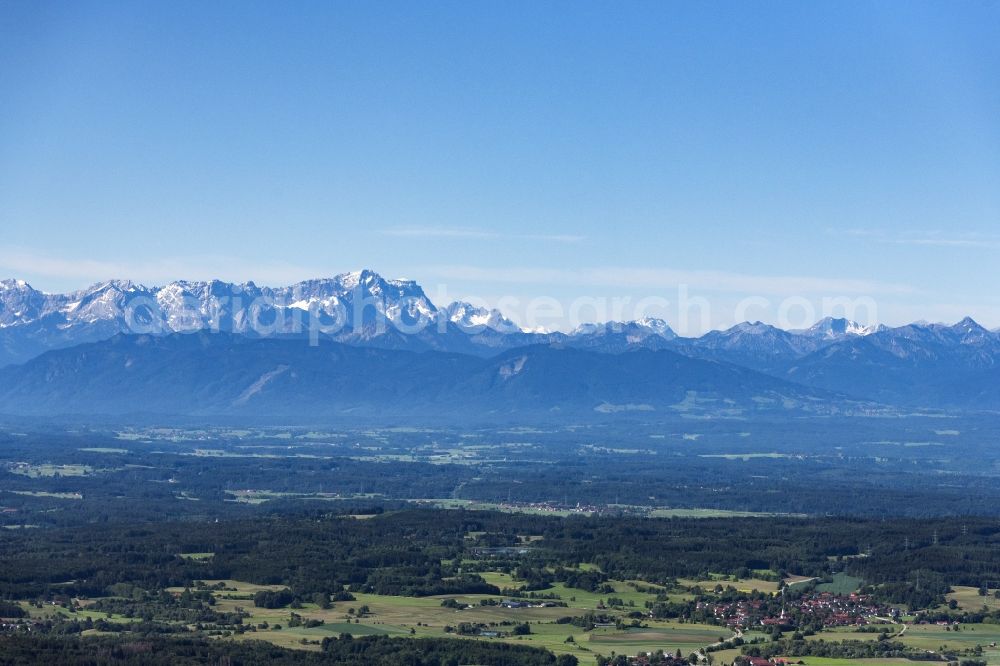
[0, 635, 576, 665]
[2, 509, 998, 603]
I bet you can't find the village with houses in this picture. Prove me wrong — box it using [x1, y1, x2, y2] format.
[698, 591, 900, 631]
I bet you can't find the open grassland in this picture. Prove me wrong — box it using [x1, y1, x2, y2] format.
[803, 628, 883, 643]
[165, 579, 287, 599]
[678, 575, 780, 594]
[8, 463, 94, 477]
[586, 623, 727, 649]
[816, 573, 863, 594]
[785, 575, 819, 587]
[8, 489, 83, 499]
[416, 498, 593, 517]
[177, 552, 214, 561]
[947, 585, 1000, 611]
[897, 623, 1000, 652]
[422, 499, 792, 519]
[699, 453, 796, 460]
[477, 571, 526, 589]
[223, 489, 373, 504]
[22, 600, 137, 626]
[648, 508, 783, 518]
[776, 657, 934, 666]
[541, 581, 678, 609]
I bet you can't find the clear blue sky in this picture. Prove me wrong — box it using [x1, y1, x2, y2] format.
[1, 1, 998, 332]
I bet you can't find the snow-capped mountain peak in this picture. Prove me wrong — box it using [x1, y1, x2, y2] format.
[336, 268, 386, 291]
[952, 316, 987, 334]
[571, 318, 676, 340]
[444, 301, 521, 333]
[0, 279, 47, 327]
[0, 278, 31, 291]
[800, 317, 877, 339]
[634, 317, 677, 339]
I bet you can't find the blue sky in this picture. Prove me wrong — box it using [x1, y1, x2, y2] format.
[1, 1, 998, 332]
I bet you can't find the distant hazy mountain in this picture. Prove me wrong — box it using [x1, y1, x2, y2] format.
[674, 321, 817, 373]
[0, 332, 861, 421]
[785, 318, 1000, 408]
[563, 318, 677, 353]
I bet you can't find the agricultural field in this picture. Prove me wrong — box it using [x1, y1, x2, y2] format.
[947, 586, 1000, 612]
[897, 623, 1000, 653]
[647, 508, 786, 518]
[21, 577, 734, 664]
[9, 489, 83, 499]
[815, 573, 863, 594]
[7, 463, 94, 478]
[417, 498, 595, 517]
[780, 660, 931, 666]
[678, 575, 781, 594]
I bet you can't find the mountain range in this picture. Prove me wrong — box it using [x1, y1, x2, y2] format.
[0, 332, 858, 421]
[1, 270, 998, 418]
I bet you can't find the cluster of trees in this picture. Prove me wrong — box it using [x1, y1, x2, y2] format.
[0, 600, 26, 617]
[555, 612, 618, 630]
[598, 654, 694, 666]
[252, 589, 344, 609]
[253, 589, 296, 609]
[744, 639, 925, 660]
[320, 634, 576, 665]
[287, 612, 324, 629]
[89, 589, 245, 625]
[501, 564, 611, 592]
[3, 616, 190, 637]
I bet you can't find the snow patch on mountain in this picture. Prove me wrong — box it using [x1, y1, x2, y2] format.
[498, 355, 528, 379]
